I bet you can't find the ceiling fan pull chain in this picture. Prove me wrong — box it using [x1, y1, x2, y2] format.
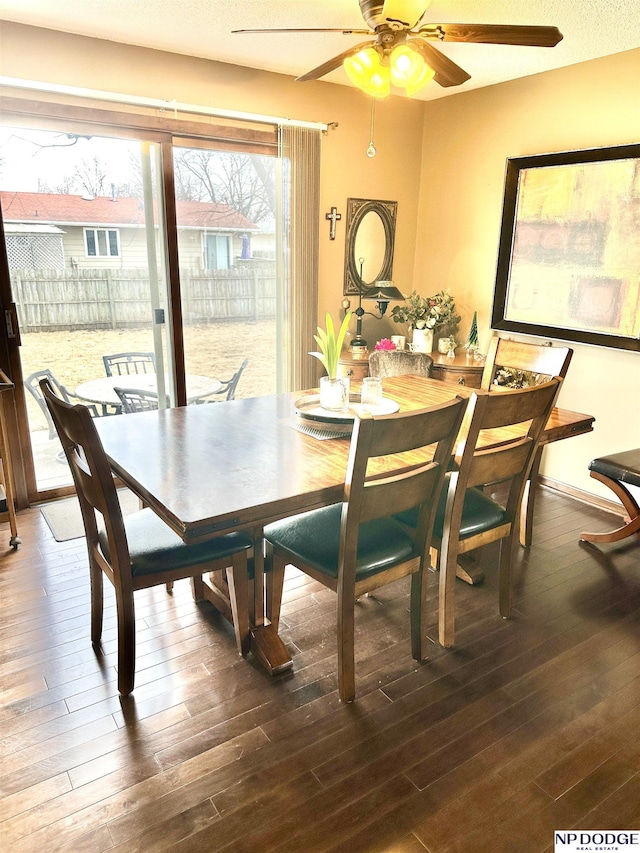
[366, 98, 377, 158]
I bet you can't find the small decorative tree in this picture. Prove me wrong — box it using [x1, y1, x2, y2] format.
[465, 311, 479, 352]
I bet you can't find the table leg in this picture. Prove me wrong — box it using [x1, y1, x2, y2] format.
[248, 527, 293, 675]
[431, 547, 485, 585]
[455, 554, 485, 585]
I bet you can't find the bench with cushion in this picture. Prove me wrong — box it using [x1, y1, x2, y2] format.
[580, 449, 640, 544]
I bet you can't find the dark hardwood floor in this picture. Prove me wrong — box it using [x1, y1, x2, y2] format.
[1, 488, 639, 852]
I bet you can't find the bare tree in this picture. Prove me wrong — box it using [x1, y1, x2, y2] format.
[47, 155, 111, 197]
[38, 145, 276, 226]
[173, 149, 275, 224]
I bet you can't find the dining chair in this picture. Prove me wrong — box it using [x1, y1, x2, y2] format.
[25, 368, 99, 438]
[368, 350, 433, 379]
[263, 395, 468, 703]
[481, 336, 573, 390]
[114, 386, 167, 413]
[481, 336, 573, 546]
[396, 378, 563, 648]
[103, 352, 156, 377]
[40, 376, 253, 696]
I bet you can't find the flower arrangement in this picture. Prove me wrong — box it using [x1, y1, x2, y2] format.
[493, 367, 541, 389]
[374, 338, 397, 351]
[391, 290, 461, 332]
[309, 311, 352, 379]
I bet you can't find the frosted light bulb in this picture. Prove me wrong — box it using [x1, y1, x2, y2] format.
[366, 143, 376, 158]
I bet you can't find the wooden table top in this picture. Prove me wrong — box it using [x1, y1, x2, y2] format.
[94, 376, 594, 543]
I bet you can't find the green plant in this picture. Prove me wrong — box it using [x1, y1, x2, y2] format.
[391, 290, 460, 331]
[309, 311, 352, 378]
[493, 367, 541, 388]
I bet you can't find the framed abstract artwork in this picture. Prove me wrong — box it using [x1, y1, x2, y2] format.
[492, 143, 640, 352]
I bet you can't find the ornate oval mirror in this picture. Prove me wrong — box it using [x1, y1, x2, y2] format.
[343, 198, 398, 295]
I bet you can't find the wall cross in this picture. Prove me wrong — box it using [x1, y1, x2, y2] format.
[325, 206, 342, 240]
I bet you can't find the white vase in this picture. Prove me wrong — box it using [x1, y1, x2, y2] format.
[319, 376, 350, 411]
[411, 328, 433, 353]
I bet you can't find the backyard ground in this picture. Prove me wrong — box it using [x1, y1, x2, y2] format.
[21, 319, 277, 432]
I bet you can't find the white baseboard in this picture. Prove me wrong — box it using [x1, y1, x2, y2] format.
[538, 476, 625, 518]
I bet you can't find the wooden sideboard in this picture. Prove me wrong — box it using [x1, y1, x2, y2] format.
[337, 350, 370, 381]
[429, 351, 484, 388]
[338, 349, 484, 388]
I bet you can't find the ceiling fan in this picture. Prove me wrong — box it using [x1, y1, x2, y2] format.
[233, 0, 563, 98]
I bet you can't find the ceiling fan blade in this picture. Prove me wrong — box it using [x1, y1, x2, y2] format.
[296, 41, 375, 82]
[232, 28, 372, 35]
[418, 23, 563, 48]
[409, 40, 471, 87]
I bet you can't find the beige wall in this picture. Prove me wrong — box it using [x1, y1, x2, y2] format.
[0, 22, 425, 346]
[2, 22, 639, 498]
[415, 48, 640, 499]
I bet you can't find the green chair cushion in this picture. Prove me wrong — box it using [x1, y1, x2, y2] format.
[99, 507, 253, 577]
[395, 473, 508, 539]
[263, 503, 416, 580]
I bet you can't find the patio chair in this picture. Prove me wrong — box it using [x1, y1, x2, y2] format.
[25, 368, 98, 439]
[103, 352, 156, 377]
[114, 386, 167, 413]
[196, 358, 248, 403]
[40, 376, 253, 696]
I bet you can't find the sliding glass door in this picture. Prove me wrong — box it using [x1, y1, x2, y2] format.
[0, 126, 171, 494]
[0, 105, 304, 504]
[172, 141, 279, 400]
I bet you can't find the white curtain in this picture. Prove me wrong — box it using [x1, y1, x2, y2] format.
[277, 125, 321, 392]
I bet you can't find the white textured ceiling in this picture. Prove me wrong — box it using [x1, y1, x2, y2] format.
[1, 0, 639, 100]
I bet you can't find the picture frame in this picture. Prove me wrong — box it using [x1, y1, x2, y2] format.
[492, 143, 640, 352]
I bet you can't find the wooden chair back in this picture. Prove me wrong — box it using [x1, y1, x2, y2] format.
[481, 337, 572, 389]
[40, 376, 131, 584]
[437, 377, 563, 646]
[339, 395, 468, 589]
[480, 336, 572, 548]
[455, 378, 563, 491]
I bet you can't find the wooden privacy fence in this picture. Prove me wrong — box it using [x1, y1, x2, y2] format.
[12, 267, 277, 332]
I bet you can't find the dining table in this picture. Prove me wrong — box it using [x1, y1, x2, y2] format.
[76, 373, 222, 411]
[94, 375, 595, 675]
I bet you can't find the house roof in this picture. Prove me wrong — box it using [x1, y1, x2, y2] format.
[0, 191, 259, 232]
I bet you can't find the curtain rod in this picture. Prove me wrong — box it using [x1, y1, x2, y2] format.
[0, 76, 330, 132]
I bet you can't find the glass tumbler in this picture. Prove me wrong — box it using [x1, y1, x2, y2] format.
[361, 376, 383, 407]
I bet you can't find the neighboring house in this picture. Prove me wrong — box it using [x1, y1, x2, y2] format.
[0, 190, 260, 272]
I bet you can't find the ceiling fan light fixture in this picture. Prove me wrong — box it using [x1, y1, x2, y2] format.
[390, 44, 435, 95]
[344, 47, 391, 98]
[405, 60, 435, 96]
